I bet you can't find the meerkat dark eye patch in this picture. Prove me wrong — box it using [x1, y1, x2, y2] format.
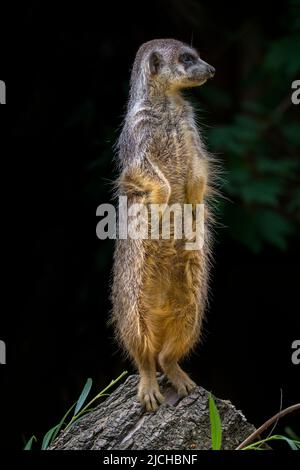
[149, 52, 162, 75]
[179, 52, 197, 66]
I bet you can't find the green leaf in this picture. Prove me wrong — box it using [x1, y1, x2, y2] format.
[264, 35, 300, 77]
[208, 126, 233, 149]
[74, 378, 93, 416]
[256, 210, 294, 250]
[281, 437, 299, 450]
[233, 114, 262, 142]
[256, 158, 298, 176]
[281, 123, 300, 147]
[242, 101, 267, 115]
[209, 393, 222, 450]
[227, 167, 250, 186]
[24, 435, 36, 450]
[242, 434, 300, 450]
[239, 179, 283, 206]
[41, 425, 60, 450]
[65, 371, 128, 431]
[285, 427, 300, 441]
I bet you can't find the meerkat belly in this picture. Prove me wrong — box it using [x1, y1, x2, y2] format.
[140, 136, 202, 327]
[140, 237, 201, 348]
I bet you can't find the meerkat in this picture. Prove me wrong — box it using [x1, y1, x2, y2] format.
[111, 39, 216, 411]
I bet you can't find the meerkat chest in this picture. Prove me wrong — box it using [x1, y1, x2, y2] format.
[154, 115, 203, 199]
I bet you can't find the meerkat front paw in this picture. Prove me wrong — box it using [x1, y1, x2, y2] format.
[138, 384, 165, 412]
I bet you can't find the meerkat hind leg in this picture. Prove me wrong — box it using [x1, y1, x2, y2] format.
[136, 353, 165, 412]
[159, 348, 196, 397]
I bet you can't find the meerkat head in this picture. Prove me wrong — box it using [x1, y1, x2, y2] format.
[131, 39, 215, 97]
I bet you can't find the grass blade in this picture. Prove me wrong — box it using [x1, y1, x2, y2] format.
[284, 427, 300, 441]
[41, 425, 60, 450]
[65, 371, 128, 431]
[51, 401, 77, 443]
[209, 393, 222, 450]
[24, 435, 36, 450]
[74, 378, 93, 416]
[274, 435, 299, 450]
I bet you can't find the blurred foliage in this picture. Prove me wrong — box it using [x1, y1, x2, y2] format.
[202, 0, 300, 252]
[13, 0, 300, 254]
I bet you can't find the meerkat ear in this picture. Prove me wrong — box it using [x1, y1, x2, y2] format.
[149, 52, 162, 75]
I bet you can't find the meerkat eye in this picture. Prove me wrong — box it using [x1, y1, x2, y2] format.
[179, 53, 197, 66]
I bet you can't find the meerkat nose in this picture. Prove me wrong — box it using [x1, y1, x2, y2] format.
[208, 65, 215, 77]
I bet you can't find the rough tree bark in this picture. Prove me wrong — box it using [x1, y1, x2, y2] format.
[50, 374, 255, 450]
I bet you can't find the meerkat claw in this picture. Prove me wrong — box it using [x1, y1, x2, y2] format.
[138, 387, 165, 412]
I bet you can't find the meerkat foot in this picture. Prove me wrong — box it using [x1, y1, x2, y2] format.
[159, 357, 197, 397]
[170, 374, 197, 397]
[138, 383, 165, 412]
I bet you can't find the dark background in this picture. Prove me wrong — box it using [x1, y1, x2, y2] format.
[1, 0, 299, 450]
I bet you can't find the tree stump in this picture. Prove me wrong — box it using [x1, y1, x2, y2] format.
[50, 374, 255, 450]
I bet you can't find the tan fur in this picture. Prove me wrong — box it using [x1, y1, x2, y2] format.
[111, 39, 216, 411]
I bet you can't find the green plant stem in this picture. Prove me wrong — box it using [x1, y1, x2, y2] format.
[65, 370, 128, 430]
[241, 434, 300, 450]
[236, 403, 300, 450]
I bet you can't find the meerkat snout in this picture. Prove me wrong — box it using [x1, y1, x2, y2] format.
[189, 59, 216, 83]
[207, 65, 216, 77]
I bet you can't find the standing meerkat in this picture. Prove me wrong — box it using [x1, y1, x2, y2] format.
[111, 39, 216, 411]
